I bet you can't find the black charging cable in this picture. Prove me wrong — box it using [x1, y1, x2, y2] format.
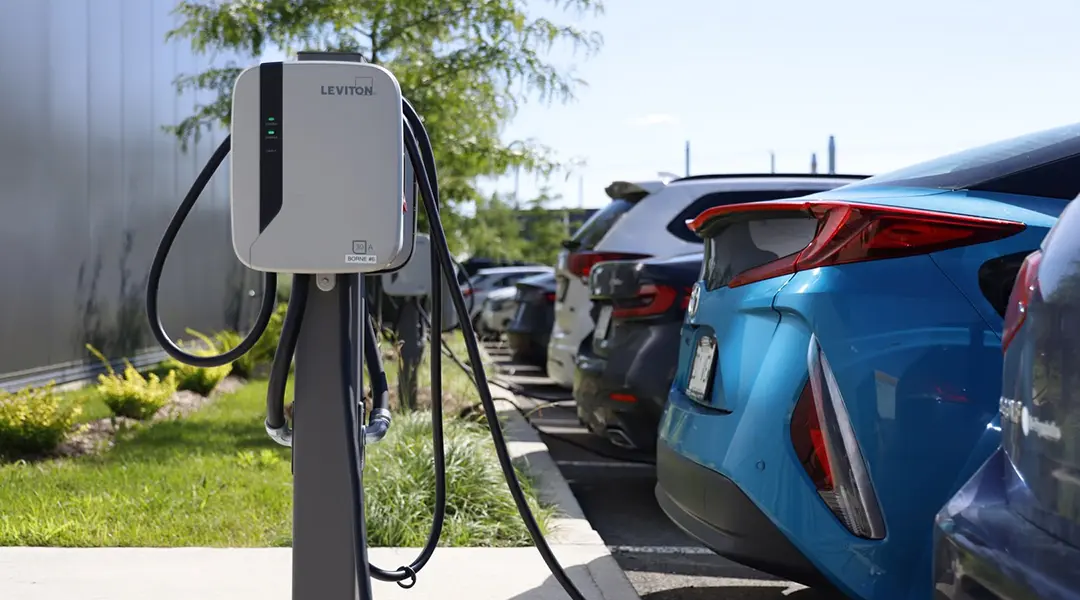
[146, 136, 278, 367]
[401, 99, 588, 600]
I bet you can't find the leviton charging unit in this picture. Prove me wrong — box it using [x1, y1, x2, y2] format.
[230, 60, 406, 273]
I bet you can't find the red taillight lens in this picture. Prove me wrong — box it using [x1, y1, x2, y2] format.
[567, 251, 650, 279]
[690, 201, 1026, 288]
[790, 335, 886, 540]
[461, 287, 473, 297]
[544, 291, 556, 303]
[612, 284, 678, 319]
[1001, 249, 1042, 353]
[791, 382, 833, 490]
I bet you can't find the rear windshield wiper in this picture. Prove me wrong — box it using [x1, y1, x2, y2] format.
[561, 239, 581, 251]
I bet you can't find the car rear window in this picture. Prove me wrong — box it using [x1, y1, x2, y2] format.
[704, 216, 819, 290]
[568, 199, 638, 250]
[844, 121, 1080, 199]
[667, 189, 833, 243]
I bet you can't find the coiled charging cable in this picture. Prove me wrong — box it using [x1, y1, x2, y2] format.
[146, 95, 588, 600]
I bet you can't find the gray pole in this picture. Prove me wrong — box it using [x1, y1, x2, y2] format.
[810, 152, 818, 174]
[684, 140, 690, 176]
[770, 151, 776, 174]
[293, 275, 371, 600]
[828, 135, 836, 175]
[292, 50, 372, 600]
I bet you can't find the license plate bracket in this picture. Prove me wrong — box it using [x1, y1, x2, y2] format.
[594, 305, 613, 341]
[686, 335, 717, 402]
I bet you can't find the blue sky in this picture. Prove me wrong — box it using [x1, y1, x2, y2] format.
[479, 0, 1080, 208]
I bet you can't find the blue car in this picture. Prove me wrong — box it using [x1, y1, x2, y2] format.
[656, 122, 1080, 600]
[933, 196, 1080, 598]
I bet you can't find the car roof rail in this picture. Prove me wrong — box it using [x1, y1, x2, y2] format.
[670, 173, 871, 184]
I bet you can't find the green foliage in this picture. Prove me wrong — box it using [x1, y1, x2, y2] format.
[86, 345, 178, 420]
[0, 383, 82, 457]
[366, 411, 553, 546]
[160, 330, 233, 395]
[214, 330, 255, 379]
[455, 192, 569, 264]
[166, 0, 603, 253]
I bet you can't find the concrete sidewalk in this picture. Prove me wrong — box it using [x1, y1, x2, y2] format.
[0, 387, 640, 600]
[0, 546, 629, 600]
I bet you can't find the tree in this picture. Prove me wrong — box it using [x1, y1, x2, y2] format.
[519, 192, 569, 265]
[166, 0, 603, 252]
[461, 193, 526, 260]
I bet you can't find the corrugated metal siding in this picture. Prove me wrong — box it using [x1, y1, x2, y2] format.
[0, 0, 262, 389]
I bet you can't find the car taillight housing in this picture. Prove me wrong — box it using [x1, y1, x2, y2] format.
[611, 284, 690, 319]
[791, 334, 886, 540]
[544, 291, 556, 303]
[567, 250, 650, 280]
[690, 200, 1026, 288]
[1001, 249, 1042, 353]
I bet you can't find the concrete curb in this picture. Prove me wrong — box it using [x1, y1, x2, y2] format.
[490, 385, 642, 600]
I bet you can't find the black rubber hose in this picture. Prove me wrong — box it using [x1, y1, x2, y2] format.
[367, 115, 447, 585]
[363, 308, 389, 413]
[146, 135, 278, 367]
[340, 274, 375, 595]
[403, 102, 588, 600]
[265, 274, 310, 430]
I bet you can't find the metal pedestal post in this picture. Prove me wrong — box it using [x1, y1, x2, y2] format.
[292, 274, 373, 600]
[396, 298, 426, 410]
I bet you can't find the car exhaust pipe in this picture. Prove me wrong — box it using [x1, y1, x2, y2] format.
[606, 427, 638, 450]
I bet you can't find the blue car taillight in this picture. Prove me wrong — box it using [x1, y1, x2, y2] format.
[791, 334, 886, 540]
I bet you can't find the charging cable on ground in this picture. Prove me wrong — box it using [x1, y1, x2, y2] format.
[146, 93, 589, 599]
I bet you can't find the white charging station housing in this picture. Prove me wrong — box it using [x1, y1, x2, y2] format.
[230, 60, 407, 274]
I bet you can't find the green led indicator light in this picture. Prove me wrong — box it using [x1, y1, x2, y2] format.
[268, 117, 276, 121]
[267, 130, 276, 135]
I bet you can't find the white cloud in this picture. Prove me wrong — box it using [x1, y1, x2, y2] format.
[628, 113, 680, 127]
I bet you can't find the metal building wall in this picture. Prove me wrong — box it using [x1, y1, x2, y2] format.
[0, 0, 262, 389]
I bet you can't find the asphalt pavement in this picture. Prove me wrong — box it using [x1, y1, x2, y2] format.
[481, 341, 846, 600]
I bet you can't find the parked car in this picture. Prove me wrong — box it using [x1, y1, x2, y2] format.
[507, 273, 558, 366]
[463, 266, 552, 322]
[655, 122, 1080, 600]
[574, 252, 703, 451]
[548, 173, 866, 389]
[479, 286, 520, 335]
[933, 197, 1080, 599]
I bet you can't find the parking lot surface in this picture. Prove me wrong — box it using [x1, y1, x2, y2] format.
[482, 342, 844, 600]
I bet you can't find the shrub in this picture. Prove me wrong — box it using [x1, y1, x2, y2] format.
[160, 330, 233, 395]
[214, 330, 255, 379]
[87, 344, 178, 420]
[365, 411, 554, 546]
[255, 302, 289, 364]
[0, 383, 81, 457]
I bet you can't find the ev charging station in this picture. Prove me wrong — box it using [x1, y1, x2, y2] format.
[145, 50, 585, 600]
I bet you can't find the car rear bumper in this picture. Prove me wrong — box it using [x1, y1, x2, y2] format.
[573, 322, 680, 451]
[655, 439, 833, 588]
[933, 446, 1080, 600]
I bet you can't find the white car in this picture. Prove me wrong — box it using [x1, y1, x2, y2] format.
[463, 265, 553, 322]
[546, 172, 868, 389]
[479, 286, 520, 333]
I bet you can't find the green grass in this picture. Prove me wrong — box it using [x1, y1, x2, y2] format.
[59, 386, 112, 424]
[0, 377, 553, 547]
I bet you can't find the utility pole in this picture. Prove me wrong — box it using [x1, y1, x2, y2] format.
[578, 175, 584, 209]
[513, 164, 521, 209]
[827, 135, 836, 175]
[810, 153, 818, 174]
[769, 151, 776, 174]
[684, 140, 690, 177]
